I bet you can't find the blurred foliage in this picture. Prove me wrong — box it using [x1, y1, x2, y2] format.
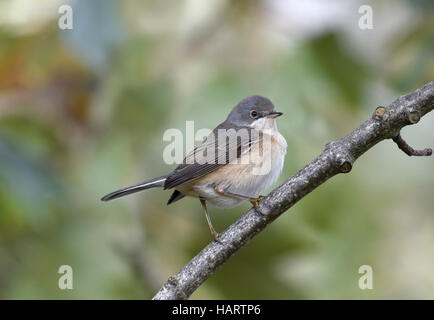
[0, 0, 433, 299]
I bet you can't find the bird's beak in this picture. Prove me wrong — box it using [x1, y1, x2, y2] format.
[266, 111, 283, 118]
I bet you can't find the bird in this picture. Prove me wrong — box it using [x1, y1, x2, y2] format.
[101, 95, 287, 240]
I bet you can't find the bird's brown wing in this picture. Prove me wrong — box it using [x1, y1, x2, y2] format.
[164, 123, 261, 190]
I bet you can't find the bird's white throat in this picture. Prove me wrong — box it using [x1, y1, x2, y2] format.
[251, 117, 278, 132]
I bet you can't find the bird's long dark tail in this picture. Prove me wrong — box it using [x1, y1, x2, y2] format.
[101, 174, 168, 201]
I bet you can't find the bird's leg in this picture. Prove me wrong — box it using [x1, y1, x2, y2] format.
[200, 199, 220, 241]
[214, 187, 263, 208]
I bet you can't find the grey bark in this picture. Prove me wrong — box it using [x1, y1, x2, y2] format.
[153, 81, 434, 300]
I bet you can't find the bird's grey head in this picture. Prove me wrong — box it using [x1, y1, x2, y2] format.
[226, 95, 282, 129]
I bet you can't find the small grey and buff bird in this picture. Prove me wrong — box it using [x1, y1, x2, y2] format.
[101, 95, 287, 240]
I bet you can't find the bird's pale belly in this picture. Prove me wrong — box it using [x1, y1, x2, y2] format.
[178, 131, 287, 208]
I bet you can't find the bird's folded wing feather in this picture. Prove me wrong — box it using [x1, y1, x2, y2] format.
[164, 124, 261, 189]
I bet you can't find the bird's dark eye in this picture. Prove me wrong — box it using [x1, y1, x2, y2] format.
[250, 110, 258, 118]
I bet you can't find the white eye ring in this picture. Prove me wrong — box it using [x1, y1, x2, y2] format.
[250, 110, 258, 118]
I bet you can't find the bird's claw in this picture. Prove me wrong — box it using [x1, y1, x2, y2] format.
[250, 196, 263, 208]
[212, 232, 223, 244]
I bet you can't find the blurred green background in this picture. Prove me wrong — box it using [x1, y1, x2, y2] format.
[0, 0, 433, 299]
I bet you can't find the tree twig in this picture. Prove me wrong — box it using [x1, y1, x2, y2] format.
[153, 81, 434, 300]
[392, 133, 432, 156]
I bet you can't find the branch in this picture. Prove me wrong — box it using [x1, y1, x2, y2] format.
[392, 133, 432, 156]
[153, 81, 434, 300]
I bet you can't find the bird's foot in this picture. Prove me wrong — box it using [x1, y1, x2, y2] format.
[212, 231, 223, 244]
[249, 196, 263, 208]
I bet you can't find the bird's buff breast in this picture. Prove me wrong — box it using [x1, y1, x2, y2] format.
[178, 130, 287, 208]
